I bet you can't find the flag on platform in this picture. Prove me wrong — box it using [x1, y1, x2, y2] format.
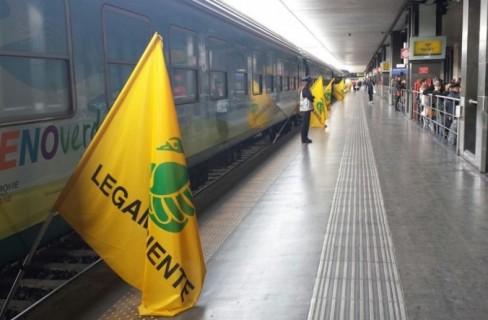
[333, 79, 345, 100]
[310, 76, 326, 128]
[52, 33, 206, 316]
[325, 78, 334, 111]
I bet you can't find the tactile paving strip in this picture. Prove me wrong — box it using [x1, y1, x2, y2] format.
[307, 105, 408, 320]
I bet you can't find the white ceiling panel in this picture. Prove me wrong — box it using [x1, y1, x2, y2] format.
[217, 0, 409, 73]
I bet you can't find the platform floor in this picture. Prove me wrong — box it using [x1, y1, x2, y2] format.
[24, 91, 488, 320]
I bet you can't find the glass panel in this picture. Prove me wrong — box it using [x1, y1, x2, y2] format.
[231, 50, 246, 71]
[253, 51, 263, 73]
[172, 68, 197, 104]
[285, 61, 298, 91]
[170, 27, 197, 68]
[265, 75, 274, 93]
[253, 51, 262, 95]
[265, 55, 274, 93]
[210, 72, 227, 99]
[276, 59, 283, 92]
[230, 49, 247, 96]
[107, 63, 134, 107]
[103, 7, 151, 109]
[0, 56, 70, 121]
[0, 0, 68, 54]
[252, 74, 262, 95]
[284, 76, 289, 91]
[235, 72, 247, 96]
[277, 59, 284, 76]
[104, 9, 151, 62]
[209, 38, 227, 71]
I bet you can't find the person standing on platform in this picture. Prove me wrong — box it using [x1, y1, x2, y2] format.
[299, 76, 314, 143]
[394, 76, 405, 111]
[366, 78, 374, 104]
[444, 82, 461, 144]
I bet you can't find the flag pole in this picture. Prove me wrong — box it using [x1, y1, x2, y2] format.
[0, 210, 56, 320]
[272, 103, 299, 144]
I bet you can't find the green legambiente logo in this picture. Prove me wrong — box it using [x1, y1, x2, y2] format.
[149, 137, 195, 233]
[325, 91, 332, 102]
[316, 98, 324, 113]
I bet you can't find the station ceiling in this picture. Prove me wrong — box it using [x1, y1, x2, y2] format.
[218, 0, 410, 74]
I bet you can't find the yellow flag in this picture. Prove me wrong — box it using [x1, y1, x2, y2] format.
[325, 78, 334, 111]
[333, 79, 345, 100]
[310, 76, 326, 128]
[53, 33, 205, 316]
[246, 80, 276, 128]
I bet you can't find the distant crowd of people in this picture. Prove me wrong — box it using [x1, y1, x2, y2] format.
[351, 78, 376, 104]
[351, 75, 461, 143]
[392, 75, 461, 144]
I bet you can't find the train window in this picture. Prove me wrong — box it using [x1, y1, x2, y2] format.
[107, 64, 133, 103]
[252, 74, 263, 95]
[230, 48, 248, 96]
[170, 26, 198, 104]
[252, 51, 263, 95]
[208, 38, 227, 71]
[0, 0, 72, 125]
[0, 57, 71, 123]
[210, 72, 227, 100]
[103, 6, 152, 107]
[171, 69, 198, 104]
[265, 75, 274, 93]
[235, 72, 248, 96]
[285, 61, 298, 91]
[324, 68, 333, 80]
[170, 27, 198, 68]
[276, 59, 283, 92]
[292, 77, 297, 90]
[284, 76, 290, 91]
[104, 10, 151, 62]
[208, 38, 227, 100]
[265, 56, 274, 93]
[277, 76, 283, 92]
[0, 2, 68, 54]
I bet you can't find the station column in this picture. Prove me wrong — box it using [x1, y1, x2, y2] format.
[460, 0, 488, 172]
[480, 0, 488, 172]
[406, 2, 443, 118]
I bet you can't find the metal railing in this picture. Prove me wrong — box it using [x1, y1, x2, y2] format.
[391, 88, 408, 113]
[374, 87, 463, 151]
[367, 85, 464, 152]
[411, 91, 461, 146]
[379, 85, 391, 100]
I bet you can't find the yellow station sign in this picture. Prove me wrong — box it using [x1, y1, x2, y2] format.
[413, 39, 443, 56]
